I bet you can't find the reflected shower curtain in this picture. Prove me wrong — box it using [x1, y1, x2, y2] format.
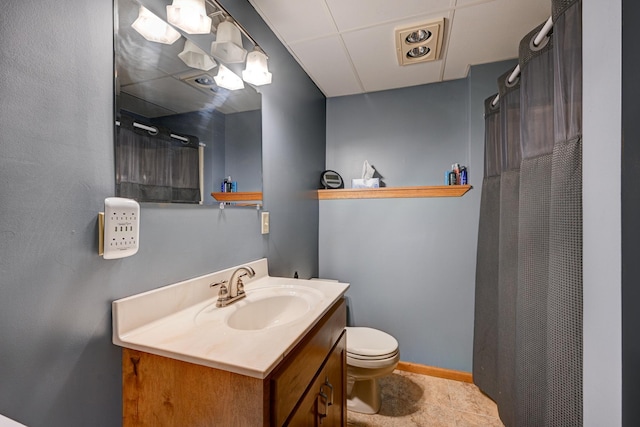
[116, 114, 201, 203]
[473, 1, 582, 426]
[472, 95, 501, 401]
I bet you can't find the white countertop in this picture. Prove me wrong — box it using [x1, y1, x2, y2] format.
[112, 259, 349, 379]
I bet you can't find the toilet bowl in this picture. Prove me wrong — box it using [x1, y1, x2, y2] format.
[346, 326, 400, 414]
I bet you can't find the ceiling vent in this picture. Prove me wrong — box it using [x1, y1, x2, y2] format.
[395, 18, 445, 66]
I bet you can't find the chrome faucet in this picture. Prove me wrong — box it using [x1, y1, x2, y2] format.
[211, 265, 256, 307]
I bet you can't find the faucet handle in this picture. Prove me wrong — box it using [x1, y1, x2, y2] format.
[236, 277, 245, 296]
[211, 280, 229, 299]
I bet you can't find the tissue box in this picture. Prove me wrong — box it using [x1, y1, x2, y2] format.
[352, 178, 379, 188]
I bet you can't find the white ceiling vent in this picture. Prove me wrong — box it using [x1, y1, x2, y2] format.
[395, 19, 445, 66]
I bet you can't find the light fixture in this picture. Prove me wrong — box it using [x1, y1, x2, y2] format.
[395, 19, 445, 66]
[407, 46, 430, 59]
[178, 40, 217, 71]
[131, 6, 181, 45]
[242, 47, 272, 86]
[210, 19, 247, 63]
[405, 29, 431, 44]
[214, 64, 244, 90]
[194, 75, 215, 86]
[167, 0, 212, 34]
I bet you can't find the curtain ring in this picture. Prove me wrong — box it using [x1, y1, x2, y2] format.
[505, 75, 519, 88]
[530, 32, 550, 52]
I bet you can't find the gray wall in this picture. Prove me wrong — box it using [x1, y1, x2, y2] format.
[0, 0, 324, 426]
[225, 109, 262, 192]
[319, 60, 515, 372]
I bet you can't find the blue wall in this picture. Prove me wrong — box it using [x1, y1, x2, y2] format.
[0, 0, 324, 425]
[225, 109, 262, 192]
[320, 60, 516, 372]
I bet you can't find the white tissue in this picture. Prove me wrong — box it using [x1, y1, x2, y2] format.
[362, 160, 375, 180]
[352, 160, 379, 188]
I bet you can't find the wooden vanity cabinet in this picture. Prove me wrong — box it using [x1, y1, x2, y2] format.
[286, 333, 345, 426]
[122, 298, 346, 426]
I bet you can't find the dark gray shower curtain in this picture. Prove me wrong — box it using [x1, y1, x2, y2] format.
[473, 1, 582, 426]
[547, 0, 582, 425]
[515, 22, 555, 427]
[473, 95, 502, 402]
[496, 69, 521, 427]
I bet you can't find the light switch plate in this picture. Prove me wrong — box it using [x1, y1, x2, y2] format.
[261, 211, 269, 234]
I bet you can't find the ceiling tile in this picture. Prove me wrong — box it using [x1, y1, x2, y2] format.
[341, 15, 448, 93]
[249, 0, 338, 43]
[326, 0, 454, 32]
[288, 36, 363, 97]
[123, 77, 219, 114]
[443, 0, 550, 80]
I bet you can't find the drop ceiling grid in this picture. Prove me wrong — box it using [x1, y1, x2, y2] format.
[248, 0, 338, 43]
[324, 0, 456, 32]
[287, 36, 365, 97]
[249, 0, 551, 97]
[341, 10, 454, 94]
[124, 77, 212, 113]
[443, 0, 550, 81]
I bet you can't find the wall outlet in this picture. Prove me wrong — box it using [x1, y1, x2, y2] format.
[261, 211, 270, 234]
[102, 197, 140, 259]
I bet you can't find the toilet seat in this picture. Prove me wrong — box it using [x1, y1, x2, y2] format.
[346, 327, 399, 368]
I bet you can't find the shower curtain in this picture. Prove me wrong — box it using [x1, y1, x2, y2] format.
[496, 68, 521, 427]
[473, 1, 582, 426]
[472, 93, 501, 402]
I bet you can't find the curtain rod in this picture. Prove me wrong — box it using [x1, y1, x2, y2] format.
[491, 16, 553, 107]
[115, 120, 206, 146]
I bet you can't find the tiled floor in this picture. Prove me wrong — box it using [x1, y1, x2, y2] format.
[347, 370, 505, 427]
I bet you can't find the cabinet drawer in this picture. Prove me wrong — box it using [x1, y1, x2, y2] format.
[270, 298, 346, 426]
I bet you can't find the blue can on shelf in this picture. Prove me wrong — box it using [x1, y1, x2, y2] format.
[460, 167, 467, 185]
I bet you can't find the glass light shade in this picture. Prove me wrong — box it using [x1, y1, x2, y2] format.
[214, 65, 244, 90]
[131, 6, 181, 45]
[178, 40, 217, 71]
[242, 49, 272, 86]
[166, 0, 212, 34]
[210, 21, 247, 63]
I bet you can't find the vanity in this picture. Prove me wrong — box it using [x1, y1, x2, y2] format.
[113, 259, 349, 426]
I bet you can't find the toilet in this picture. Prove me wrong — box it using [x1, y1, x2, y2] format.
[346, 326, 400, 414]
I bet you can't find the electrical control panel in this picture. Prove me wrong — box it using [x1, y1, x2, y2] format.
[101, 197, 140, 259]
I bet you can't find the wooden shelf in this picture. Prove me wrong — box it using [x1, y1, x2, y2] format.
[316, 185, 471, 200]
[211, 191, 262, 202]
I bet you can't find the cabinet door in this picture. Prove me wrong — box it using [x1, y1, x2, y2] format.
[288, 332, 346, 427]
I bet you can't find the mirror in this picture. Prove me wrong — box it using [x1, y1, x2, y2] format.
[114, 0, 263, 205]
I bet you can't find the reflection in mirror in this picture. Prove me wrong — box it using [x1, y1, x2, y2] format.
[114, 0, 265, 205]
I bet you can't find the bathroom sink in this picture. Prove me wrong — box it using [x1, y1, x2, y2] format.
[195, 285, 324, 330]
[113, 259, 350, 377]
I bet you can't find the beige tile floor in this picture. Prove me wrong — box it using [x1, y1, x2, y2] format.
[347, 370, 505, 427]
